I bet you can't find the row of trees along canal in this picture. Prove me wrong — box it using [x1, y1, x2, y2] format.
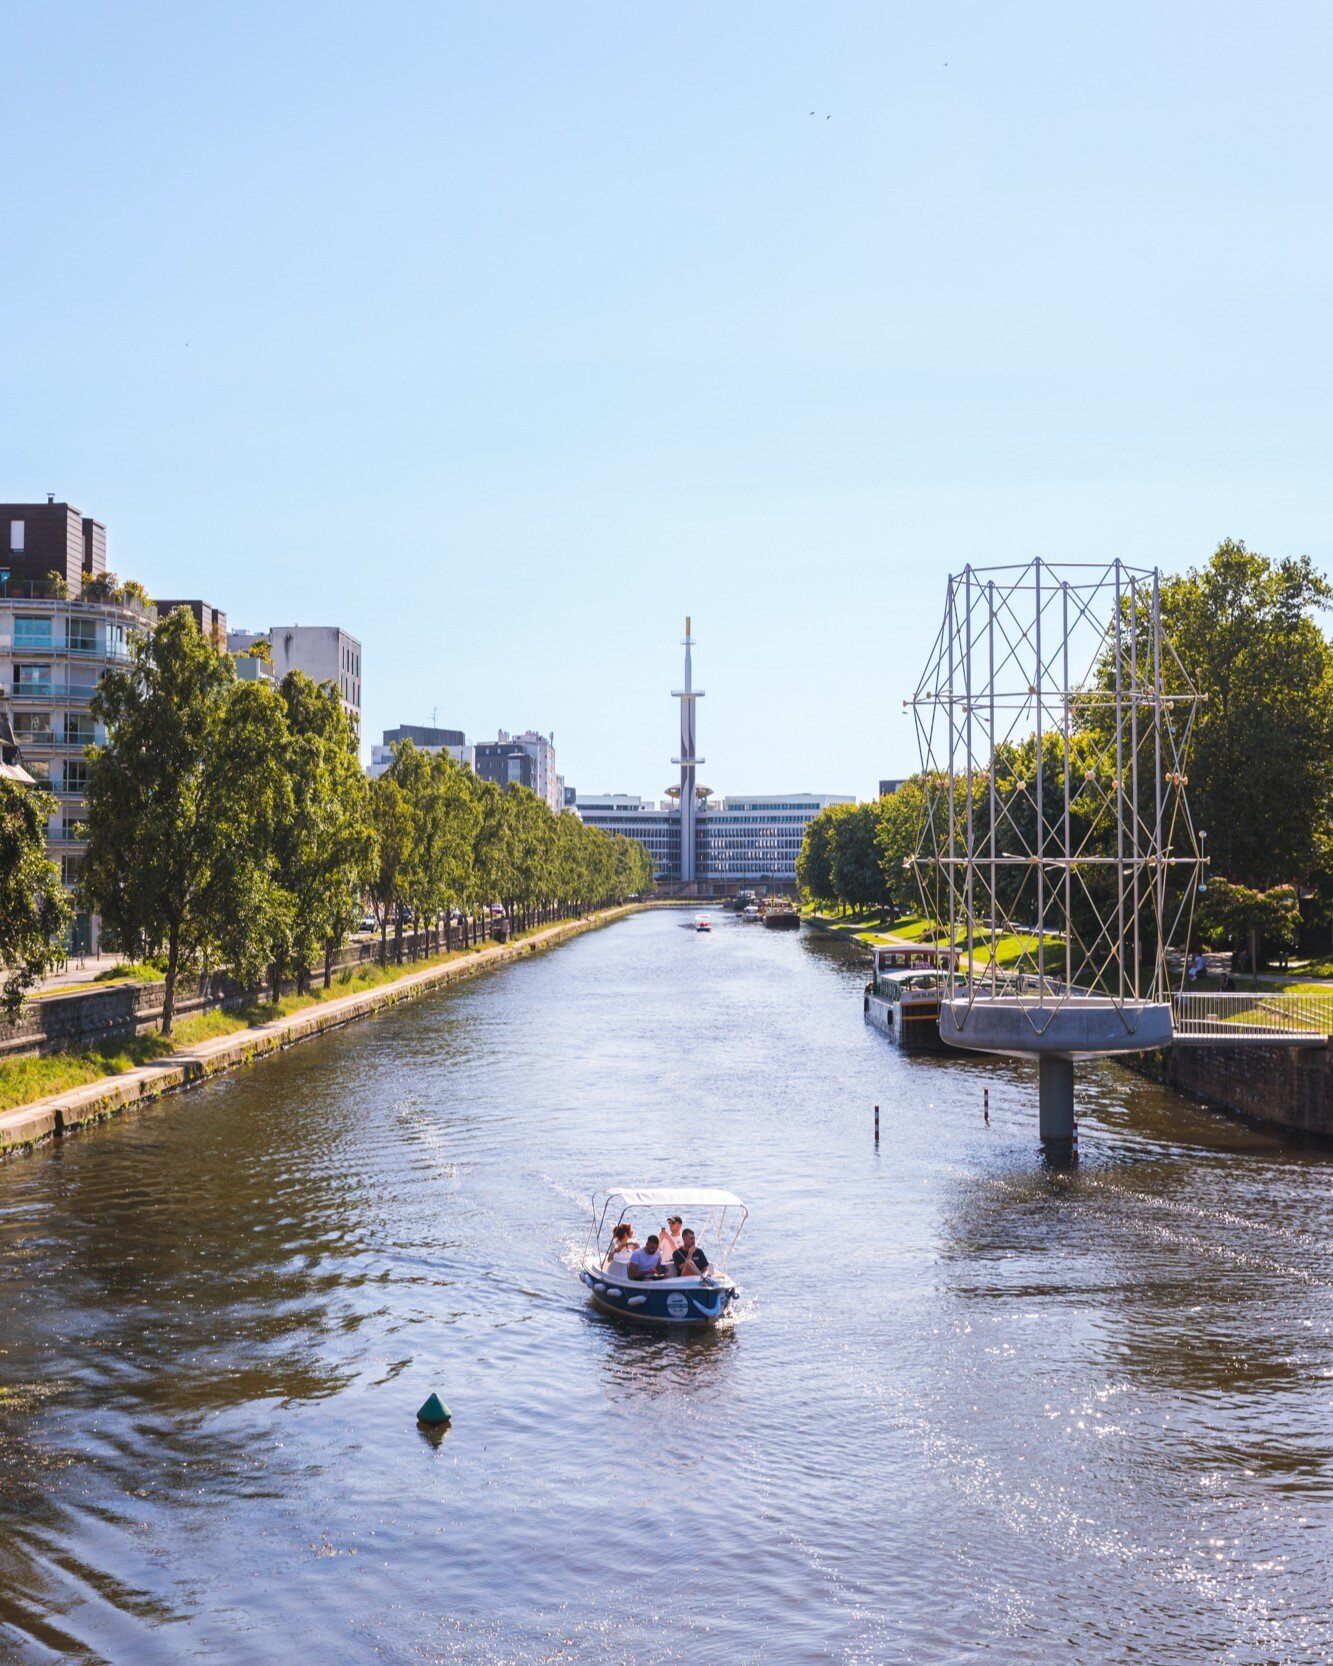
[0, 608, 654, 1031]
[799, 541, 1333, 976]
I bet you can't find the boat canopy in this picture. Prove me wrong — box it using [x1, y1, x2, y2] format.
[607, 1186, 745, 1210]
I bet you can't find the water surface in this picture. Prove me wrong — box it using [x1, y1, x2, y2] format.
[0, 909, 1329, 1663]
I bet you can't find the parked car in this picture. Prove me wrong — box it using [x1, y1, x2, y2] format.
[359, 915, 378, 933]
[488, 904, 506, 918]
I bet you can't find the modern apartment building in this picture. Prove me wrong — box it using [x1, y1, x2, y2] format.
[1, 497, 105, 594]
[474, 730, 559, 812]
[1, 503, 162, 951]
[368, 723, 474, 778]
[227, 625, 362, 739]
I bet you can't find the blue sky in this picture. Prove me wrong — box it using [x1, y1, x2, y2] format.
[4, 3, 1331, 799]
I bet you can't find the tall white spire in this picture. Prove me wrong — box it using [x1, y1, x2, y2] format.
[671, 615, 705, 884]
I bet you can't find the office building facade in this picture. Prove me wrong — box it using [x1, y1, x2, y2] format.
[576, 792, 851, 887]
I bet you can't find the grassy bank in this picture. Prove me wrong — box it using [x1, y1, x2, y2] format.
[0, 936, 523, 1114]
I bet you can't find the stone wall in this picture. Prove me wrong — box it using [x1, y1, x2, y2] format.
[1125, 1043, 1333, 1139]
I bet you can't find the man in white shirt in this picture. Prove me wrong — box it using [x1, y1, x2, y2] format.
[627, 1235, 666, 1280]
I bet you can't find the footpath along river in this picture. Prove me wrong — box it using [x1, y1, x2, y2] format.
[0, 908, 1329, 1665]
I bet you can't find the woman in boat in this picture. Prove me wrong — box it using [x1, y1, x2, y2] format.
[604, 1222, 637, 1267]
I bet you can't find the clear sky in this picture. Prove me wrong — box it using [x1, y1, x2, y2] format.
[4, 3, 1331, 800]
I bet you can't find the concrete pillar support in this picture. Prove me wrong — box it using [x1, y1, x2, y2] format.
[1038, 1055, 1075, 1142]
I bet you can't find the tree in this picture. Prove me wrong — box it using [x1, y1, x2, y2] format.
[1155, 542, 1333, 888]
[796, 806, 838, 905]
[1198, 878, 1301, 975]
[389, 743, 480, 955]
[830, 802, 894, 915]
[874, 778, 929, 916]
[367, 771, 413, 965]
[81, 609, 287, 1034]
[271, 672, 375, 992]
[0, 778, 72, 1017]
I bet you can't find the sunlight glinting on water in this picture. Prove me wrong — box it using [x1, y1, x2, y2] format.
[0, 909, 1329, 1665]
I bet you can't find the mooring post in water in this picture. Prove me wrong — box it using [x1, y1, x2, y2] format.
[1038, 1056, 1075, 1144]
[874, 1104, 879, 1145]
[983, 1087, 989, 1124]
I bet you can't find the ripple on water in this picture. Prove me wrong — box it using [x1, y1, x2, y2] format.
[0, 910, 1329, 1664]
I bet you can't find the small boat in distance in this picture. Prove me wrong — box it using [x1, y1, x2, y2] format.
[740, 903, 761, 921]
[695, 914, 712, 931]
[579, 1187, 747, 1325]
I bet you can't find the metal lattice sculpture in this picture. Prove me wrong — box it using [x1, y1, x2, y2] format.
[908, 559, 1205, 1047]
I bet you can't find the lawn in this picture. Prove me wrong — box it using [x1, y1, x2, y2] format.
[0, 938, 505, 1115]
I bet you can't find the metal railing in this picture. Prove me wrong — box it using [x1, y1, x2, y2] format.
[1171, 991, 1333, 1044]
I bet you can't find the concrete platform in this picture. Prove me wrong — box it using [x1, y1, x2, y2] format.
[939, 996, 1173, 1059]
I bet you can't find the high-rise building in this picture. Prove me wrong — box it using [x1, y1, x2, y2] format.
[227, 625, 362, 740]
[474, 730, 559, 812]
[1, 502, 226, 952]
[368, 723, 473, 778]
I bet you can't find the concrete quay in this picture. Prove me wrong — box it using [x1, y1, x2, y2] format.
[0, 905, 638, 1161]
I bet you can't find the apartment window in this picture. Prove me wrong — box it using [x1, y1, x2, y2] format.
[9, 519, 24, 554]
[14, 616, 53, 647]
[14, 712, 52, 739]
[63, 760, 89, 794]
[66, 619, 98, 654]
[25, 758, 51, 782]
[61, 853, 83, 886]
[61, 815, 83, 841]
[14, 665, 52, 695]
[64, 713, 95, 744]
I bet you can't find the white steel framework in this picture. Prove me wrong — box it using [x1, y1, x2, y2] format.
[909, 559, 1205, 1052]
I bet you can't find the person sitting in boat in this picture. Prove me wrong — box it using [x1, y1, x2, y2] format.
[627, 1234, 667, 1280]
[658, 1216, 684, 1264]
[672, 1228, 710, 1278]
[604, 1222, 637, 1267]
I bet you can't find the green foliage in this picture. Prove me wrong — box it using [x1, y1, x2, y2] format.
[1155, 541, 1333, 888]
[1198, 877, 1300, 970]
[270, 671, 374, 991]
[796, 806, 838, 904]
[74, 613, 652, 1015]
[44, 569, 69, 600]
[81, 609, 285, 1034]
[799, 800, 895, 914]
[830, 803, 894, 915]
[0, 778, 73, 1017]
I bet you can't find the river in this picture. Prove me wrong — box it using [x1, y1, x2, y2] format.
[0, 908, 1329, 1664]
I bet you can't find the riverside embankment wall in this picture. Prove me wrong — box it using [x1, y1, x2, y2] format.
[0, 906, 638, 1160]
[1122, 1043, 1333, 1139]
[0, 922, 505, 1062]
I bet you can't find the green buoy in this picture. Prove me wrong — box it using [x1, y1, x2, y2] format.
[417, 1393, 451, 1426]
